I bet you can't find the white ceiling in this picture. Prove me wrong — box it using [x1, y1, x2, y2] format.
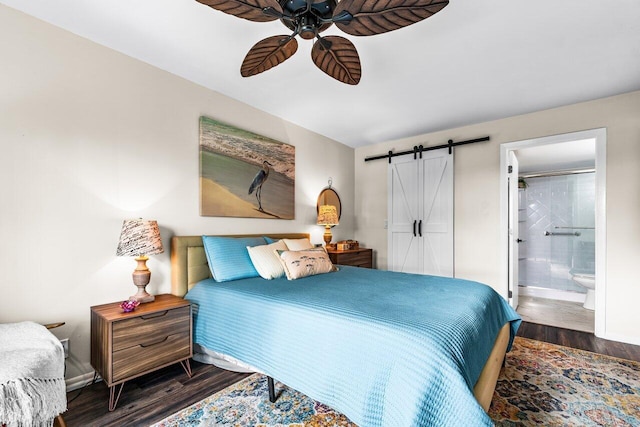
[3, 0, 640, 148]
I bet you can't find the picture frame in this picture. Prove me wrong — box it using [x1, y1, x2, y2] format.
[199, 116, 295, 219]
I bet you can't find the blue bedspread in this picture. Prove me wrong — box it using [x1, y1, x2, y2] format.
[186, 266, 521, 427]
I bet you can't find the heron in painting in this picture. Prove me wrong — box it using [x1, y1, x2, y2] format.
[249, 160, 273, 211]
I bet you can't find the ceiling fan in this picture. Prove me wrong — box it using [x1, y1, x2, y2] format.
[197, 0, 449, 85]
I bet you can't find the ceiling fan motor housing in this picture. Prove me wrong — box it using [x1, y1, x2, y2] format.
[280, 0, 336, 39]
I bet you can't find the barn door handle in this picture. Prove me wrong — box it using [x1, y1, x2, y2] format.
[418, 220, 422, 237]
[413, 220, 417, 237]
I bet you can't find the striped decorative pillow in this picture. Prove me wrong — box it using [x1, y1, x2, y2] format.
[247, 240, 288, 280]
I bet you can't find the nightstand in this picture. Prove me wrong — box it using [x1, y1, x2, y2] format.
[90, 294, 192, 411]
[327, 247, 373, 268]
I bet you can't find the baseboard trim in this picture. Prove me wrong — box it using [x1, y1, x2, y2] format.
[66, 371, 101, 392]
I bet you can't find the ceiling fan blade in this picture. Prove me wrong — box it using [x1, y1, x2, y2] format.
[333, 0, 449, 36]
[241, 36, 298, 77]
[311, 36, 361, 85]
[197, 0, 283, 22]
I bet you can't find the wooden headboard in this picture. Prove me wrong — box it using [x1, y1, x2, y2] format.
[170, 233, 310, 297]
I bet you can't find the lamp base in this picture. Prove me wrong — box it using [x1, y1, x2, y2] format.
[130, 286, 155, 303]
[131, 256, 155, 303]
[323, 225, 333, 246]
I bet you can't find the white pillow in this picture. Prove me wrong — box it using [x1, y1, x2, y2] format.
[247, 240, 288, 280]
[283, 238, 314, 251]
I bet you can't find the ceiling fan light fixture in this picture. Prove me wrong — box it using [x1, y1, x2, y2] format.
[298, 15, 320, 39]
[198, 0, 449, 84]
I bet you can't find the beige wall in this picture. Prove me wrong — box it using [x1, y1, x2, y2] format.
[0, 5, 354, 382]
[355, 90, 640, 345]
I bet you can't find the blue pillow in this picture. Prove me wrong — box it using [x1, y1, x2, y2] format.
[263, 236, 275, 244]
[202, 236, 266, 282]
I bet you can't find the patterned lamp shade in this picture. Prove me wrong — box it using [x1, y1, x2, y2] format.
[317, 205, 339, 226]
[116, 219, 164, 257]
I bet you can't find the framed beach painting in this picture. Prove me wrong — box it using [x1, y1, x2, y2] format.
[199, 116, 295, 219]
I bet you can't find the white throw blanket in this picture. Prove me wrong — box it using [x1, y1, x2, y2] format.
[0, 321, 67, 427]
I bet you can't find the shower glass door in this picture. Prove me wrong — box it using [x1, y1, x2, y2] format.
[518, 172, 595, 293]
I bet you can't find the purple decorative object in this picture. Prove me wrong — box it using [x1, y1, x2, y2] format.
[120, 299, 140, 313]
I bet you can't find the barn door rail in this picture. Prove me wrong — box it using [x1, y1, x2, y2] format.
[364, 136, 490, 163]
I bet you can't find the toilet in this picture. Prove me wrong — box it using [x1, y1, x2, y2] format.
[572, 272, 595, 310]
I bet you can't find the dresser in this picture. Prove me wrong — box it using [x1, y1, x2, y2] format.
[327, 247, 373, 268]
[90, 294, 192, 411]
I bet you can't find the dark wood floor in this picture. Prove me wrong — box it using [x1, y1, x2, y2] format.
[63, 321, 640, 426]
[517, 321, 640, 362]
[64, 362, 249, 426]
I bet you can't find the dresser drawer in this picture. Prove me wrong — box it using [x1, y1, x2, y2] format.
[112, 306, 190, 352]
[112, 332, 191, 382]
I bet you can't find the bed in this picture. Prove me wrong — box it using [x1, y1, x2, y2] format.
[170, 233, 521, 426]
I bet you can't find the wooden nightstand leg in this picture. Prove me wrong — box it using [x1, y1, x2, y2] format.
[108, 383, 125, 412]
[180, 359, 192, 378]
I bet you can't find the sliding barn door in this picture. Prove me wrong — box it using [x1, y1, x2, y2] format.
[388, 148, 454, 276]
[388, 157, 422, 273]
[421, 149, 454, 277]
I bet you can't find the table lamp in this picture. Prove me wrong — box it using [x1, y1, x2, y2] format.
[116, 219, 164, 303]
[317, 205, 339, 246]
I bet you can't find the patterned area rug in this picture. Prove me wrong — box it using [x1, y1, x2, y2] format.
[491, 337, 640, 426]
[152, 337, 640, 426]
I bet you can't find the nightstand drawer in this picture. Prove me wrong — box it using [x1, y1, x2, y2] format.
[112, 332, 190, 382]
[328, 248, 373, 268]
[112, 306, 190, 352]
[337, 251, 371, 267]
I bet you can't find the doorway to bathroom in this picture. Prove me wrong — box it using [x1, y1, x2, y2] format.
[500, 129, 606, 336]
[518, 169, 595, 332]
